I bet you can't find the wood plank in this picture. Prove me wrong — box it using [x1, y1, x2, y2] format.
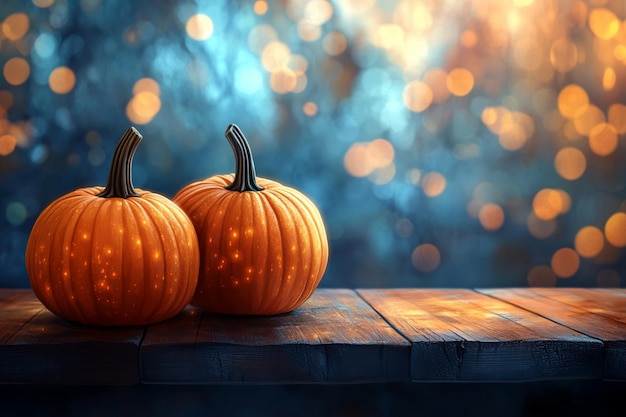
[140, 289, 410, 384]
[0, 290, 145, 385]
[358, 289, 603, 382]
[478, 288, 626, 381]
[0, 290, 46, 342]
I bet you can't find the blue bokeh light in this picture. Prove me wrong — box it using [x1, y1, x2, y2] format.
[1, 0, 625, 289]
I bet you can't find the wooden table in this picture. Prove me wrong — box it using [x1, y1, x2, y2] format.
[1, 288, 625, 385]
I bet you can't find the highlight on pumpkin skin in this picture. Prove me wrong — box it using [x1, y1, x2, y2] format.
[172, 123, 329, 315]
[25, 127, 200, 326]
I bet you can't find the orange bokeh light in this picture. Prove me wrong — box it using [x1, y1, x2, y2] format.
[605, 212, 626, 247]
[2, 13, 29, 41]
[532, 188, 571, 220]
[421, 172, 446, 197]
[551, 247, 580, 278]
[3, 58, 30, 86]
[589, 8, 620, 40]
[558, 84, 589, 119]
[49, 67, 76, 94]
[186, 14, 214, 41]
[588, 122, 618, 156]
[554, 147, 586, 180]
[411, 243, 441, 272]
[527, 265, 557, 287]
[403, 80, 433, 112]
[478, 203, 505, 231]
[574, 226, 604, 258]
[446, 68, 474, 97]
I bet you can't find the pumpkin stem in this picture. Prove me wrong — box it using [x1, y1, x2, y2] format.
[225, 124, 264, 192]
[97, 127, 142, 199]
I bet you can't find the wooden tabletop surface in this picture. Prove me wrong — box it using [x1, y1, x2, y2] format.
[1, 287, 625, 385]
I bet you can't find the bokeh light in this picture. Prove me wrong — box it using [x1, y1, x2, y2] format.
[588, 123, 618, 156]
[558, 84, 589, 119]
[478, 203, 505, 231]
[3, 58, 30, 86]
[186, 14, 214, 41]
[403, 81, 433, 112]
[411, 244, 440, 273]
[554, 147, 586, 180]
[2, 13, 29, 41]
[253, 1, 268, 15]
[551, 248, 580, 278]
[1, 0, 626, 290]
[574, 226, 604, 258]
[527, 265, 557, 287]
[605, 213, 626, 248]
[0, 134, 17, 156]
[446, 68, 474, 97]
[588, 8, 619, 40]
[421, 172, 446, 197]
[532, 189, 571, 221]
[49, 67, 76, 94]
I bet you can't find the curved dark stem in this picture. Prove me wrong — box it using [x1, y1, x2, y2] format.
[224, 124, 264, 192]
[97, 127, 142, 198]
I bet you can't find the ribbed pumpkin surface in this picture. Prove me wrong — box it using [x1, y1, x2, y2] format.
[174, 174, 329, 315]
[26, 128, 200, 326]
[26, 187, 199, 326]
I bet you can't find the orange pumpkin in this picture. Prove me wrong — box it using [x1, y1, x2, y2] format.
[25, 127, 199, 326]
[173, 124, 329, 315]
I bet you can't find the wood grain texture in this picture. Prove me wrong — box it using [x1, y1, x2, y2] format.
[140, 289, 410, 384]
[478, 288, 626, 381]
[0, 289, 144, 384]
[358, 289, 603, 382]
[2, 288, 625, 385]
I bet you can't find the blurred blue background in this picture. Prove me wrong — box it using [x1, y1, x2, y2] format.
[1, 0, 625, 289]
